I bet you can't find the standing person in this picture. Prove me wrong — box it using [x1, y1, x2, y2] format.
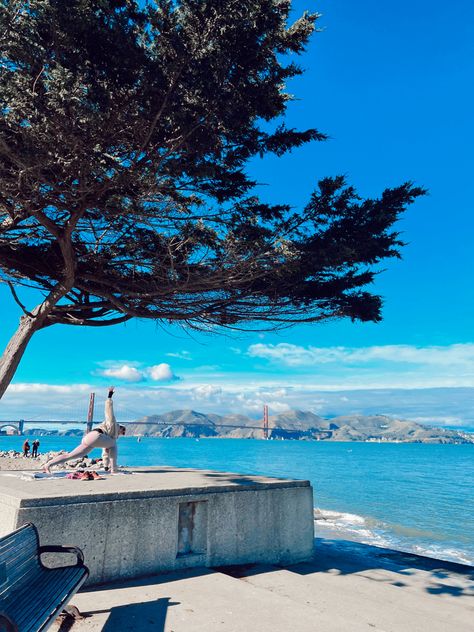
[22, 439, 30, 457]
[31, 439, 40, 458]
[43, 387, 125, 474]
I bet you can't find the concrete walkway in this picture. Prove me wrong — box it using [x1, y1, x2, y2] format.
[58, 538, 474, 632]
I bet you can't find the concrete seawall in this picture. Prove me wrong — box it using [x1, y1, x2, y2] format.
[0, 467, 314, 585]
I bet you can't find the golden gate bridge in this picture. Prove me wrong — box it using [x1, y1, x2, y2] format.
[0, 395, 271, 438]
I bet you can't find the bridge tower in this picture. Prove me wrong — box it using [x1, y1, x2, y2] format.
[18, 419, 24, 436]
[86, 393, 95, 434]
[263, 405, 269, 440]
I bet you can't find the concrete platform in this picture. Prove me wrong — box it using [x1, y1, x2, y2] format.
[58, 539, 474, 632]
[0, 467, 314, 585]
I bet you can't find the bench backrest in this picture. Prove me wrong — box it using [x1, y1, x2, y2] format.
[0, 524, 41, 596]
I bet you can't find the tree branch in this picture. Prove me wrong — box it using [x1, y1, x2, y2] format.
[7, 282, 33, 317]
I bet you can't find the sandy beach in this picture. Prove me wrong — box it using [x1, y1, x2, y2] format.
[0, 451, 102, 471]
[0, 453, 46, 470]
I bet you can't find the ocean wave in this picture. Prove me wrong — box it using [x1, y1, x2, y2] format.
[314, 509, 366, 525]
[411, 544, 474, 567]
[314, 507, 474, 567]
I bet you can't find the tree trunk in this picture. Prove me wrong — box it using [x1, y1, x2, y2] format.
[0, 313, 45, 399]
[0, 280, 73, 399]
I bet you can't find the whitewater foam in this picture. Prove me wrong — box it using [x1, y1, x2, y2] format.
[314, 507, 474, 567]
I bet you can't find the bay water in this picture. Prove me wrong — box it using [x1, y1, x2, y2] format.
[1, 436, 473, 566]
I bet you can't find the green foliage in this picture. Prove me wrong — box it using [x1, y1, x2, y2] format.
[0, 0, 425, 332]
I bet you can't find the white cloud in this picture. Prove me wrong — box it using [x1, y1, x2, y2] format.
[408, 416, 463, 426]
[97, 361, 179, 383]
[237, 398, 290, 414]
[192, 384, 222, 399]
[262, 388, 287, 398]
[101, 364, 144, 382]
[148, 363, 176, 382]
[248, 342, 474, 369]
[166, 351, 192, 361]
[193, 364, 221, 372]
[7, 383, 91, 394]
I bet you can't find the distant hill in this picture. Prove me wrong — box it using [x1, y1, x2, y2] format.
[127, 409, 261, 439]
[327, 415, 472, 443]
[125, 409, 474, 444]
[126, 410, 219, 438]
[22, 428, 83, 437]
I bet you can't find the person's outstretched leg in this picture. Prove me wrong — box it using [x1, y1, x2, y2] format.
[43, 431, 104, 473]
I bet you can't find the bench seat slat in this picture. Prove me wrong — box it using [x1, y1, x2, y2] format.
[1, 549, 40, 574]
[0, 542, 38, 566]
[24, 577, 86, 632]
[12, 567, 86, 628]
[0, 538, 37, 556]
[0, 526, 37, 545]
[14, 570, 87, 632]
[3, 567, 87, 632]
[0, 570, 42, 606]
[2, 565, 84, 615]
[0, 526, 37, 554]
[0, 560, 42, 600]
[1, 542, 39, 563]
[21, 581, 86, 632]
[1, 568, 45, 611]
[1, 560, 82, 607]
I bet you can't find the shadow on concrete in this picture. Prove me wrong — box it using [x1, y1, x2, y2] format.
[294, 538, 473, 598]
[82, 596, 180, 631]
[127, 467, 297, 487]
[89, 566, 210, 593]
[216, 537, 474, 599]
[102, 597, 178, 632]
[55, 617, 75, 632]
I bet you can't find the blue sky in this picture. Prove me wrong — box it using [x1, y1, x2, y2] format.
[1, 0, 473, 426]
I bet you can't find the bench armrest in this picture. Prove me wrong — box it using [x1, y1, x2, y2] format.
[38, 545, 85, 567]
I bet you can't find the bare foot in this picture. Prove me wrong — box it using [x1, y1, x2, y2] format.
[42, 465, 51, 475]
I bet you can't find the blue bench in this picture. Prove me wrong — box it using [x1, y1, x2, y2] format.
[0, 523, 89, 632]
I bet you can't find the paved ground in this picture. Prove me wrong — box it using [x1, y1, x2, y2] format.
[56, 538, 474, 632]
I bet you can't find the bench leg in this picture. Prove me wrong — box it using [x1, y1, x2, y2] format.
[60, 605, 85, 621]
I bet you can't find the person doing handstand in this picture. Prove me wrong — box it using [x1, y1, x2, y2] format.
[43, 387, 125, 474]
